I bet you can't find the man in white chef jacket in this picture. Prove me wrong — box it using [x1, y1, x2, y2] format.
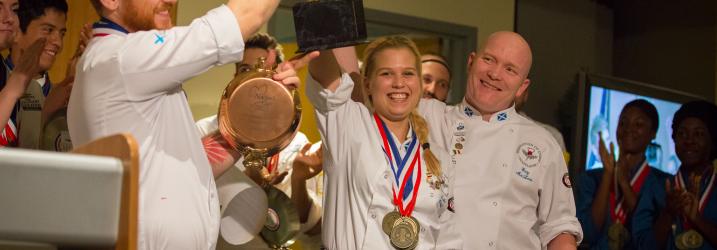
[418, 31, 583, 249]
[68, 0, 309, 249]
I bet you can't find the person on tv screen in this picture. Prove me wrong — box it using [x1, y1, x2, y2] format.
[632, 100, 717, 250]
[577, 99, 671, 249]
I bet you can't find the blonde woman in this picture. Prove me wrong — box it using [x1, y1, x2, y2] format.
[305, 36, 460, 249]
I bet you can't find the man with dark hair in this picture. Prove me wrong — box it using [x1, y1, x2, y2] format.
[67, 1, 314, 249]
[234, 32, 282, 75]
[420, 53, 451, 102]
[0, 0, 73, 148]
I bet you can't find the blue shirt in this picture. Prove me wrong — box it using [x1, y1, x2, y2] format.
[576, 166, 669, 249]
[632, 169, 715, 250]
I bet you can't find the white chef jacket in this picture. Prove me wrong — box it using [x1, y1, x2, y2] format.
[418, 99, 583, 249]
[195, 115, 323, 249]
[518, 111, 567, 152]
[306, 73, 461, 250]
[68, 6, 244, 250]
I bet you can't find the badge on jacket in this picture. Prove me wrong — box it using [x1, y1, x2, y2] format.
[516, 142, 541, 167]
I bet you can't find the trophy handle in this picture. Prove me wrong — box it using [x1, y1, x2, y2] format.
[241, 147, 270, 181]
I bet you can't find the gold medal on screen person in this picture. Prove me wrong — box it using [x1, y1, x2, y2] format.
[631, 101, 717, 250]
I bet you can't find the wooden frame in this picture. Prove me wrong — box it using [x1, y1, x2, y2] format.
[72, 134, 139, 250]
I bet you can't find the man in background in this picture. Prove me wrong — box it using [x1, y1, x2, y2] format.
[0, 0, 77, 148]
[420, 53, 451, 102]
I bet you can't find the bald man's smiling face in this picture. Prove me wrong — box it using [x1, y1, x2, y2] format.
[465, 32, 532, 117]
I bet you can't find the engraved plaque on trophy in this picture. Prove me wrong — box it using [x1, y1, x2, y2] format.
[218, 58, 301, 177]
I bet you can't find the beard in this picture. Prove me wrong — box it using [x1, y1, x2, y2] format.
[122, 0, 174, 31]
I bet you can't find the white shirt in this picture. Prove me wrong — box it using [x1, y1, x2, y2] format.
[68, 6, 244, 250]
[195, 115, 323, 249]
[518, 111, 567, 152]
[418, 99, 583, 249]
[306, 73, 461, 250]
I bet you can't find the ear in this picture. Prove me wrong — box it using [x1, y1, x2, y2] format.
[363, 75, 371, 93]
[467, 52, 476, 70]
[515, 78, 531, 99]
[100, 0, 120, 12]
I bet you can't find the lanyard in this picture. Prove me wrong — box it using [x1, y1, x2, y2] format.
[374, 114, 422, 217]
[610, 160, 651, 224]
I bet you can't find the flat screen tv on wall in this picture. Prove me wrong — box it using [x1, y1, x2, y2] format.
[574, 72, 703, 175]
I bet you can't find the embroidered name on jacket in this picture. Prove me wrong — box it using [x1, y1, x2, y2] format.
[516, 167, 533, 182]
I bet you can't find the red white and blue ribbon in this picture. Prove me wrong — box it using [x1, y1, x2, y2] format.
[610, 160, 651, 224]
[0, 121, 17, 147]
[92, 17, 129, 37]
[374, 114, 422, 217]
[675, 169, 715, 215]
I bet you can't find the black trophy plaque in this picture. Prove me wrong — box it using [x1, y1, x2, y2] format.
[293, 0, 367, 53]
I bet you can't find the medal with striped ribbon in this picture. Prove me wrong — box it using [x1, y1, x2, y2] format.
[374, 114, 421, 250]
[673, 169, 715, 249]
[608, 161, 650, 249]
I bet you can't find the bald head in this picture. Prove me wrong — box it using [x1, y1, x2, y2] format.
[479, 31, 533, 78]
[464, 31, 534, 120]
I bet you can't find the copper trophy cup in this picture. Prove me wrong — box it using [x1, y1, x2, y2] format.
[218, 57, 301, 181]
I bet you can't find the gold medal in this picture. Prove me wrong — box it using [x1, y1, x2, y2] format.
[389, 216, 419, 250]
[406, 216, 420, 250]
[607, 222, 629, 250]
[675, 229, 703, 250]
[382, 210, 401, 235]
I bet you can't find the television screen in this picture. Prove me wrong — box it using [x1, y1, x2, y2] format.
[584, 86, 682, 174]
[575, 73, 703, 175]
